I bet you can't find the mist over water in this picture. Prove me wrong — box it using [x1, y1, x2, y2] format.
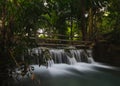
[13, 48, 120, 86]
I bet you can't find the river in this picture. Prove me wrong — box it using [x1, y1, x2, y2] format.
[11, 48, 120, 86]
[13, 62, 120, 86]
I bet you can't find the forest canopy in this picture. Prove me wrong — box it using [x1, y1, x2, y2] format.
[0, 0, 120, 85]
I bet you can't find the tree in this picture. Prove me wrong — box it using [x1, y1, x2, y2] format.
[105, 0, 120, 44]
[0, 0, 46, 85]
[0, 0, 118, 85]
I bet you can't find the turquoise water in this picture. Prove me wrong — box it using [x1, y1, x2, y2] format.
[14, 62, 120, 86]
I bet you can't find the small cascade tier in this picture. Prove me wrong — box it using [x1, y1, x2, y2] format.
[26, 47, 94, 66]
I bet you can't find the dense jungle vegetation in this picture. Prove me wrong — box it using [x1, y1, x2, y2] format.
[0, 0, 120, 85]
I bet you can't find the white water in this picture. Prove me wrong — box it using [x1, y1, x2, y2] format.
[12, 48, 120, 86]
[67, 56, 77, 64]
[14, 62, 120, 86]
[49, 49, 65, 63]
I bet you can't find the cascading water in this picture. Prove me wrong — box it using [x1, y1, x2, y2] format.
[11, 47, 120, 86]
[86, 49, 95, 63]
[49, 49, 77, 65]
[65, 49, 77, 64]
[49, 48, 93, 64]
[69, 49, 82, 62]
[27, 47, 94, 65]
[49, 49, 65, 63]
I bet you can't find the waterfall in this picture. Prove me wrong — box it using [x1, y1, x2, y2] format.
[47, 59, 54, 67]
[65, 49, 77, 64]
[67, 49, 94, 63]
[86, 50, 95, 63]
[12, 47, 120, 86]
[49, 49, 68, 64]
[66, 56, 77, 64]
[69, 49, 82, 62]
[49, 48, 94, 64]
[26, 47, 95, 66]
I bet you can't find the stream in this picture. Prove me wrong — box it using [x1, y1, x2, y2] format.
[11, 48, 120, 86]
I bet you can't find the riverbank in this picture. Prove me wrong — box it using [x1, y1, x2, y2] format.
[92, 41, 120, 67]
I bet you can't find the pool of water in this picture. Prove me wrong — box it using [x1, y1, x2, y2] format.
[13, 62, 120, 86]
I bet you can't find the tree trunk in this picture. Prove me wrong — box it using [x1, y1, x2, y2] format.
[88, 8, 94, 40]
[0, 1, 13, 85]
[56, 17, 68, 44]
[80, 0, 87, 41]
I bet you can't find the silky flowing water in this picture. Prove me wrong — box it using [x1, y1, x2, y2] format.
[12, 48, 120, 86]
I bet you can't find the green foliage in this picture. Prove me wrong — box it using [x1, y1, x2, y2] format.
[0, 0, 47, 68]
[100, 0, 120, 44]
[0, 0, 120, 71]
[2, 0, 119, 84]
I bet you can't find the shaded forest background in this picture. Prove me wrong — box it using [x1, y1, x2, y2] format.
[0, 0, 120, 85]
